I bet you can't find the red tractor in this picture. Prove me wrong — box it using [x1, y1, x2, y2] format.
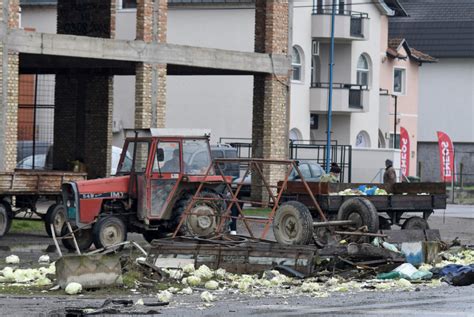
[54, 129, 230, 250]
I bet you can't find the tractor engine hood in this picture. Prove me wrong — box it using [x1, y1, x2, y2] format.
[63, 176, 130, 226]
[75, 176, 130, 200]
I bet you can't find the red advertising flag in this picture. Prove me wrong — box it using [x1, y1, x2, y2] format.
[436, 131, 455, 182]
[399, 127, 410, 177]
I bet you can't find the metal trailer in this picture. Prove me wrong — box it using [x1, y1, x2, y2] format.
[0, 170, 87, 237]
[273, 181, 447, 246]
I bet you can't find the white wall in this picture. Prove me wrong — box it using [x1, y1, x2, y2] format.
[352, 148, 400, 183]
[291, 4, 313, 140]
[418, 59, 474, 143]
[349, 1, 383, 149]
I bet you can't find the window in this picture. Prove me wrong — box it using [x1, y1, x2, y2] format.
[183, 139, 212, 175]
[355, 131, 371, 148]
[389, 133, 400, 149]
[118, 0, 136, 9]
[311, 56, 320, 84]
[292, 46, 303, 82]
[356, 55, 370, 87]
[393, 68, 406, 95]
[155, 142, 180, 173]
[119, 140, 150, 173]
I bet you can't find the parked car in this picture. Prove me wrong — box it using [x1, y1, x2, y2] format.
[233, 160, 326, 199]
[210, 144, 239, 179]
[16, 146, 131, 175]
[17, 141, 52, 162]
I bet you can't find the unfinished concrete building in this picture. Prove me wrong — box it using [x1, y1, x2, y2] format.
[0, 0, 290, 185]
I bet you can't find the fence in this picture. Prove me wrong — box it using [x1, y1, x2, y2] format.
[17, 74, 56, 169]
[219, 137, 352, 182]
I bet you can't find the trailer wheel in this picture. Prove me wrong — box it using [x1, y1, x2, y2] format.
[60, 224, 93, 251]
[93, 216, 127, 249]
[45, 204, 66, 237]
[337, 197, 379, 233]
[402, 216, 430, 230]
[273, 201, 313, 245]
[174, 191, 227, 236]
[0, 201, 12, 237]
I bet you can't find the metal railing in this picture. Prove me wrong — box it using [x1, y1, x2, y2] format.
[311, 8, 368, 19]
[311, 82, 368, 90]
[311, 82, 367, 109]
[218, 138, 353, 183]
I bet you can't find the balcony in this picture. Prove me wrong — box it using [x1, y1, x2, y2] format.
[311, 10, 369, 42]
[310, 82, 369, 113]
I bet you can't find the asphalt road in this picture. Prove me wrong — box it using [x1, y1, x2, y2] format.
[0, 204, 472, 316]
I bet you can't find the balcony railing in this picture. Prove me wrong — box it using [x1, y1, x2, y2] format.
[311, 9, 369, 41]
[310, 82, 368, 111]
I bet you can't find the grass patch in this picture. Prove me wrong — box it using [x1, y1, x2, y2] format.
[10, 220, 44, 234]
[242, 208, 272, 217]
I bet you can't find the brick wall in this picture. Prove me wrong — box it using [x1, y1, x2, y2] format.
[135, 0, 167, 130]
[0, 0, 20, 171]
[53, 0, 115, 177]
[252, 0, 290, 200]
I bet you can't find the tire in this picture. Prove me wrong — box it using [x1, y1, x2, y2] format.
[273, 201, 314, 245]
[378, 216, 392, 230]
[142, 230, 166, 244]
[402, 216, 430, 230]
[337, 197, 379, 233]
[93, 216, 127, 249]
[45, 204, 66, 237]
[60, 224, 94, 251]
[0, 201, 12, 237]
[174, 190, 227, 237]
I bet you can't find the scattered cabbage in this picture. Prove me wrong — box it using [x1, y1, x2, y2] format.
[65, 282, 82, 295]
[5, 255, 20, 264]
[200, 291, 215, 302]
[205, 280, 219, 290]
[157, 290, 173, 303]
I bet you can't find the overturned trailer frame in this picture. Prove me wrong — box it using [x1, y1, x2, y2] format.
[173, 158, 447, 247]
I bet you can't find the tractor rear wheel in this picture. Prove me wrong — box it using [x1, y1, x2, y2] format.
[93, 216, 127, 249]
[45, 204, 66, 237]
[0, 201, 12, 238]
[273, 201, 314, 245]
[174, 191, 227, 237]
[60, 224, 94, 251]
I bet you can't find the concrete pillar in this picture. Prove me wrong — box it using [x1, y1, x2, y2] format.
[252, 0, 290, 200]
[53, 0, 115, 178]
[0, 0, 20, 171]
[135, 0, 167, 130]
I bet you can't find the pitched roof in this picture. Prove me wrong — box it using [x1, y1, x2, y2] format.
[389, 0, 474, 58]
[387, 37, 437, 63]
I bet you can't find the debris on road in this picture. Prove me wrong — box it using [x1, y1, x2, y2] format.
[5, 254, 20, 264]
[56, 254, 122, 289]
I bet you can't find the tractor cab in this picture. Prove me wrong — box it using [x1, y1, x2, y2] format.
[59, 129, 229, 251]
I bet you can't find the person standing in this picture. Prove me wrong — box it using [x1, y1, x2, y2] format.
[383, 159, 396, 190]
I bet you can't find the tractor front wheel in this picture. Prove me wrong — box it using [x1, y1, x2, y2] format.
[93, 216, 127, 249]
[60, 224, 93, 251]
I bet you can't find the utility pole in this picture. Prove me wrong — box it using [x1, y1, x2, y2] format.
[392, 95, 398, 149]
[325, 0, 336, 172]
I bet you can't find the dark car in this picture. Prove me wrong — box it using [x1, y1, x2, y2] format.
[234, 160, 326, 199]
[211, 145, 239, 179]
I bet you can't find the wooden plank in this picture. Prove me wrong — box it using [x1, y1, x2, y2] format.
[0, 171, 86, 194]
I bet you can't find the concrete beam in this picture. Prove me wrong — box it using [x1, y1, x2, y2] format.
[3, 27, 290, 76]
